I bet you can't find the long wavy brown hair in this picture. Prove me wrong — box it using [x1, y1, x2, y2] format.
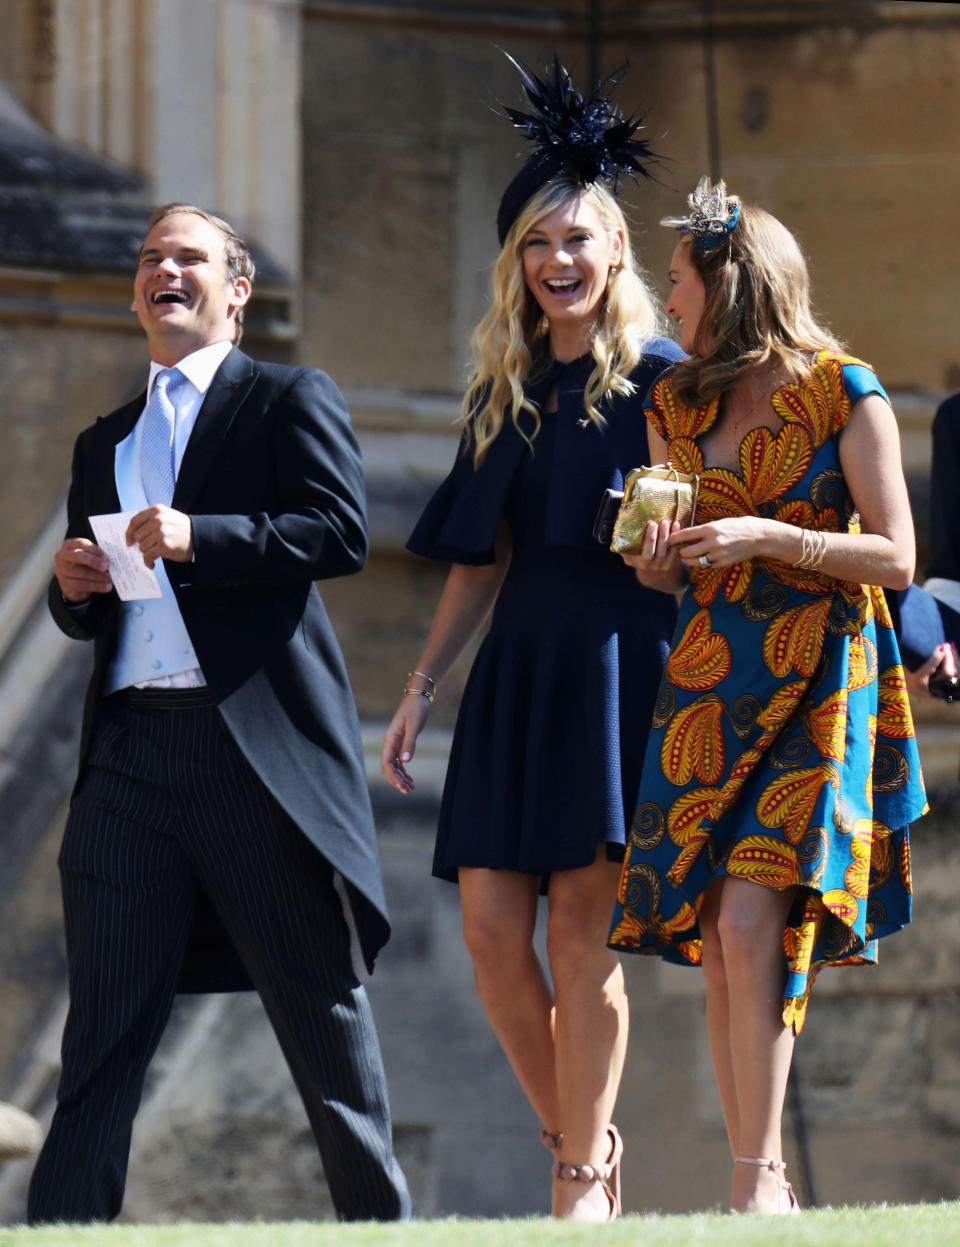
[669, 198, 842, 408]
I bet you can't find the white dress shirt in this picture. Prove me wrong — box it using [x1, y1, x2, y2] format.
[145, 339, 234, 475]
[134, 340, 234, 688]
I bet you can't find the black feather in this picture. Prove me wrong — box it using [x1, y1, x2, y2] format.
[500, 53, 657, 195]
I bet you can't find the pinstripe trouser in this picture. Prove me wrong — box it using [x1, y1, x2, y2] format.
[27, 693, 411, 1224]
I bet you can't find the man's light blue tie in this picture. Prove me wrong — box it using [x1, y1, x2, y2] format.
[140, 368, 186, 505]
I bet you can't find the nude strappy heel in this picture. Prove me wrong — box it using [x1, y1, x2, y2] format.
[552, 1124, 623, 1220]
[733, 1155, 801, 1215]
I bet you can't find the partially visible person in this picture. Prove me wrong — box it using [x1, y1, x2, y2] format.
[0, 1103, 41, 1162]
[381, 58, 680, 1221]
[609, 178, 926, 1215]
[888, 390, 960, 698]
[928, 390, 960, 599]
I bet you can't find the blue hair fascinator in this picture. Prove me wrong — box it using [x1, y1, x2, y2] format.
[661, 176, 740, 250]
[496, 54, 658, 246]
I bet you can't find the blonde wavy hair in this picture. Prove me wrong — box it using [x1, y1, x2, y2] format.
[670, 198, 842, 408]
[462, 175, 664, 465]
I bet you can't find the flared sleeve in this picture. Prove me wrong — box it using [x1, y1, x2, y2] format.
[406, 424, 527, 565]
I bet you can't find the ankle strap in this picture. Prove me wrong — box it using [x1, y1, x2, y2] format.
[540, 1129, 563, 1152]
[735, 1155, 785, 1171]
[553, 1159, 614, 1184]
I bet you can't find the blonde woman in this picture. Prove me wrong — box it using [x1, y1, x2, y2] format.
[381, 61, 679, 1220]
[609, 180, 926, 1214]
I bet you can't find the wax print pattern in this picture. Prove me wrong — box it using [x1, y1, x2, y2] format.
[608, 351, 927, 1032]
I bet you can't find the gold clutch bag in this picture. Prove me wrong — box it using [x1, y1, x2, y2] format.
[609, 463, 700, 554]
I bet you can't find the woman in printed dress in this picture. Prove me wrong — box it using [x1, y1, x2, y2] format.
[608, 179, 926, 1215]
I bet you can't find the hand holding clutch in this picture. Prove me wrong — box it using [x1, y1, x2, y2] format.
[609, 464, 699, 555]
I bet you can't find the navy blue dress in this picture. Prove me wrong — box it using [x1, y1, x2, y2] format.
[407, 341, 682, 883]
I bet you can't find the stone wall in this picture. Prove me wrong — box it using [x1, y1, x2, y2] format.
[0, 312, 140, 586]
[302, 2, 960, 393]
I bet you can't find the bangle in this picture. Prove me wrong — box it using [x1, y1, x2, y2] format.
[794, 528, 827, 570]
[403, 671, 436, 705]
[403, 686, 434, 704]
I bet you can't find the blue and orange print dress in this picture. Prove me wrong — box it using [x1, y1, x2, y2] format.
[608, 350, 927, 1032]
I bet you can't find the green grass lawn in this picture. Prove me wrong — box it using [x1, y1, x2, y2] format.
[1, 1204, 958, 1247]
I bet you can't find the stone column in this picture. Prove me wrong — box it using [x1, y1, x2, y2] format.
[36, 0, 302, 277]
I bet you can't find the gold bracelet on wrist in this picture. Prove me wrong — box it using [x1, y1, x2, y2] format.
[794, 528, 827, 571]
[403, 671, 436, 705]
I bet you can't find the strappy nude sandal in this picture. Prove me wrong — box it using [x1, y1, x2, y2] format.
[552, 1124, 623, 1220]
[540, 1128, 563, 1153]
[733, 1155, 801, 1215]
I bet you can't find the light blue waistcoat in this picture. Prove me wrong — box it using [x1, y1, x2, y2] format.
[102, 422, 201, 694]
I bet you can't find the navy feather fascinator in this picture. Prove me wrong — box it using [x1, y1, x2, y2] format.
[496, 54, 657, 245]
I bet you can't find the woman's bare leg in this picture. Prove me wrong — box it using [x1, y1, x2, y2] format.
[547, 848, 629, 1219]
[698, 879, 740, 1155]
[714, 876, 798, 1213]
[458, 868, 560, 1133]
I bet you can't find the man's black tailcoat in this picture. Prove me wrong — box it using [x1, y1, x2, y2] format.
[49, 346, 389, 982]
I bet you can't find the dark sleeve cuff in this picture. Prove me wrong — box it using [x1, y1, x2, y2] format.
[886, 584, 959, 670]
[60, 592, 96, 618]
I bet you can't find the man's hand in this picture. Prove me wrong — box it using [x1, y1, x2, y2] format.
[126, 505, 194, 569]
[55, 538, 113, 603]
